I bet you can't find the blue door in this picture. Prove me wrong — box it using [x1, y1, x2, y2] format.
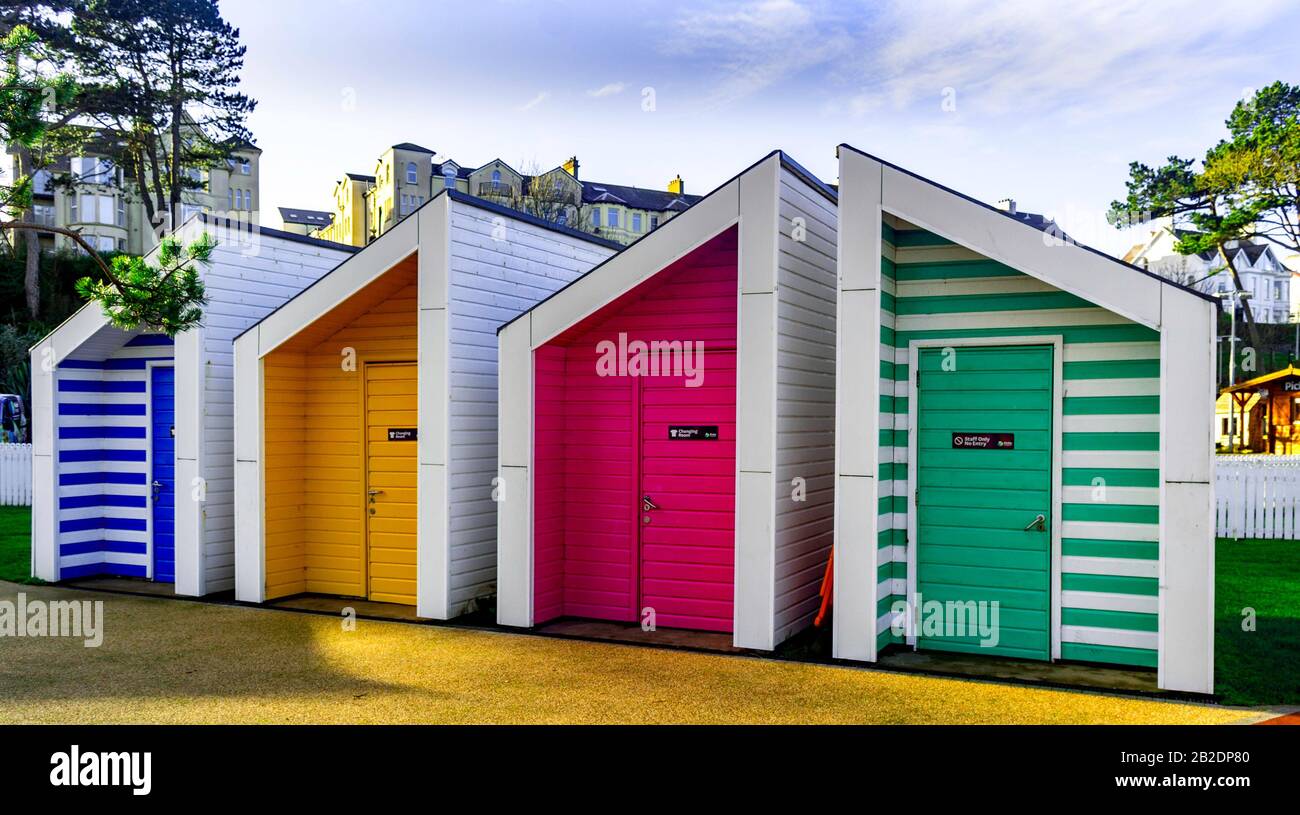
[150, 366, 176, 582]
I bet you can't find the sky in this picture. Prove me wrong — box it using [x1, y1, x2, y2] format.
[221, 0, 1300, 256]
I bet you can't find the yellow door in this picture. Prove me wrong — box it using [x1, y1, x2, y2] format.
[364, 362, 417, 604]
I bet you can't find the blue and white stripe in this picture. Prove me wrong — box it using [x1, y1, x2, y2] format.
[56, 334, 173, 579]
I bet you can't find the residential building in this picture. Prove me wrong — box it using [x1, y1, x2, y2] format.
[1124, 224, 1292, 323]
[366, 142, 436, 241]
[309, 145, 700, 247]
[277, 206, 334, 236]
[13, 134, 261, 256]
[312, 172, 373, 246]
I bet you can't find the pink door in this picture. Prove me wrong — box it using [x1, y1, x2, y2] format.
[637, 349, 736, 632]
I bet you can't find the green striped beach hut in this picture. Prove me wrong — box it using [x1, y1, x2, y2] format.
[832, 144, 1216, 694]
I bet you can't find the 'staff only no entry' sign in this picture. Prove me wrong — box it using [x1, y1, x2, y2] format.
[952, 432, 1014, 449]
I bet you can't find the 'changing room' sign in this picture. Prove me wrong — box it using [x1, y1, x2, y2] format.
[952, 432, 1014, 449]
[388, 428, 417, 441]
[669, 425, 719, 440]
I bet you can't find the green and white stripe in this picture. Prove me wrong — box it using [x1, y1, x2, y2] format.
[875, 219, 1159, 668]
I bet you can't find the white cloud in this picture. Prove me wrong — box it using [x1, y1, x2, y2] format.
[667, 0, 1292, 118]
[844, 0, 1293, 118]
[587, 82, 626, 98]
[518, 91, 550, 111]
[666, 0, 853, 105]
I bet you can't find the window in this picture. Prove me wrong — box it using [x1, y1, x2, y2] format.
[117, 238, 126, 252]
[240, 159, 250, 175]
[72, 156, 115, 184]
[116, 197, 126, 227]
[632, 213, 642, 232]
[491, 169, 502, 190]
[244, 191, 253, 211]
[69, 196, 77, 222]
[32, 204, 54, 226]
[650, 215, 659, 230]
[235, 189, 243, 209]
[31, 170, 52, 195]
[406, 161, 417, 184]
[590, 208, 600, 227]
[443, 165, 456, 189]
[1274, 281, 1284, 300]
[96, 235, 115, 252]
[96, 195, 114, 225]
[606, 208, 618, 228]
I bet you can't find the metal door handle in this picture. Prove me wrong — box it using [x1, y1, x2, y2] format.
[1024, 513, 1046, 532]
[642, 495, 659, 511]
[367, 489, 384, 496]
[152, 480, 163, 501]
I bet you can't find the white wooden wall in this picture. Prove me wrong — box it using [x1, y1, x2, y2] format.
[443, 200, 615, 616]
[772, 167, 838, 645]
[177, 221, 351, 595]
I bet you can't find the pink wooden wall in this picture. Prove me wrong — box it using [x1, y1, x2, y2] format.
[532, 228, 739, 629]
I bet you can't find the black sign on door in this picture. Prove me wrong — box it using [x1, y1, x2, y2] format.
[668, 425, 719, 440]
[951, 432, 1014, 449]
[388, 428, 418, 441]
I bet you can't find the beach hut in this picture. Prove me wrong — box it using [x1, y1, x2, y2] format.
[29, 217, 354, 594]
[495, 152, 839, 649]
[832, 144, 1217, 693]
[231, 192, 618, 618]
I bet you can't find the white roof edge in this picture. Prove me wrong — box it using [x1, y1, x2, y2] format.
[842, 146, 1212, 331]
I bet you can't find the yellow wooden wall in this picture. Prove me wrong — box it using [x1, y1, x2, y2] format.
[262, 271, 419, 601]
[264, 351, 308, 598]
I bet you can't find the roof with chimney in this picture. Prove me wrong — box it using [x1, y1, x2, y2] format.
[391, 142, 435, 154]
[579, 180, 700, 212]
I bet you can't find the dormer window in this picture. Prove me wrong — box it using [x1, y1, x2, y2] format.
[406, 161, 418, 184]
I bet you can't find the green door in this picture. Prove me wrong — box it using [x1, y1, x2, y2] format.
[915, 345, 1052, 661]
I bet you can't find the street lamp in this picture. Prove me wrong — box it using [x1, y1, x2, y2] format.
[1219, 289, 1252, 451]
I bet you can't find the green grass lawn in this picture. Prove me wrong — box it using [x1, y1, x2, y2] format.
[0, 504, 1293, 707]
[0, 506, 36, 584]
[1215, 537, 1300, 707]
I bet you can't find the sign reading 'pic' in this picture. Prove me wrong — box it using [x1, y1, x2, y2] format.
[951, 432, 1014, 450]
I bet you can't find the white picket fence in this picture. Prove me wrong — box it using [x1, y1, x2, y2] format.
[0, 443, 32, 506]
[1215, 455, 1300, 539]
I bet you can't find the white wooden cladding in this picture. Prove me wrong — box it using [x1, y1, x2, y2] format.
[0, 444, 32, 506]
[1216, 455, 1300, 539]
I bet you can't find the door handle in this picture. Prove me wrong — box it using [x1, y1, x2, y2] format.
[1024, 513, 1046, 532]
[642, 495, 659, 512]
[152, 480, 163, 501]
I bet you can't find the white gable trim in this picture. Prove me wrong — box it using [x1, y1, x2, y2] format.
[878, 164, 1166, 329]
[522, 179, 742, 348]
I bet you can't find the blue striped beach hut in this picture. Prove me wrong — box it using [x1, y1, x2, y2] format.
[29, 217, 354, 594]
